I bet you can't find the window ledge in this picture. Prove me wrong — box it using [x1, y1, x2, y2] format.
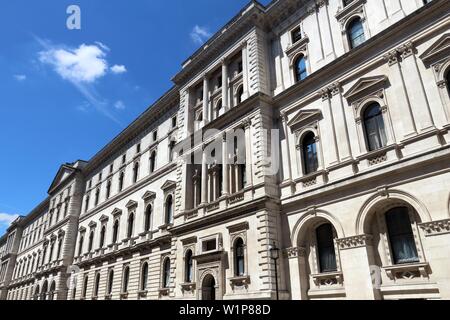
[159, 288, 170, 297]
[138, 290, 148, 297]
[120, 292, 128, 299]
[356, 143, 401, 162]
[285, 36, 310, 57]
[180, 282, 196, 293]
[104, 294, 112, 300]
[229, 275, 251, 289]
[383, 262, 430, 281]
[335, 0, 366, 22]
[310, 271, 344, 287]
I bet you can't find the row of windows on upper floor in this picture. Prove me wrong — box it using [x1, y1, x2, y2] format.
[298, 71, 450, 177]
[83, 139, 177, 214]
[79, 195, 174, 257]
[74, 235, 245, 300]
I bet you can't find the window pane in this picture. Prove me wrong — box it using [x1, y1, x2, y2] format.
[385, 207, 419, 264]
[316, 224, 337, 273]
[349, 19, 366, 49]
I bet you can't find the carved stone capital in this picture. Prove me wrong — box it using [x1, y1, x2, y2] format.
[336, 234, 373, 250]
[419, 219, 450, 237]
[383, 50, 399, 66]
[284, 247, 306, 259]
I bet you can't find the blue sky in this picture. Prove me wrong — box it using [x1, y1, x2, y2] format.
[0, 0, 271, 235]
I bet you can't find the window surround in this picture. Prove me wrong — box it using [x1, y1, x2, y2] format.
[335, 0, 370, 53]
[294, 126, 325, 180]
[344, 76, 395, 155]
[227, 222, 250, 290]
[159, 255, 171, 297]
[286, 36, 310, 86]
[138, 260, 149, 297]
[419, 33, 450, 125]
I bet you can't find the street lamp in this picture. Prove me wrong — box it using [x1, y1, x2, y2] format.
[269, 242, 280, 300]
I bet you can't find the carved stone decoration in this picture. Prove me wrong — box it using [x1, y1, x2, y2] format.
[419, 219, 450, 237]
[283, 247, 306, 259]
[336, 234, 373, 250]
[229, 275, 251, 290]
[419, 33, 450, 68]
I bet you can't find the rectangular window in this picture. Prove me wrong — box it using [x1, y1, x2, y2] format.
[172, 116, 177, 128]
[202, 239, 217, 252]
[152, 130, 158, 142]
[136, 143, 141, 153]
[122, 154, 126, 164]
[291, 26, 302, 44]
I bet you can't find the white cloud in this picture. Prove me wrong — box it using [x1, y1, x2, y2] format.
[14, 74, 27, 81]
[190, 25, 212, 45]
[111, 64, 127, 74]
[36, 38, 124, 126]
[114, 100, 126, 110]
[0, 213, 19, 227]
[39, 44, 108, 83]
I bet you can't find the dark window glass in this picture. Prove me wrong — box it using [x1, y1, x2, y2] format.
[127, 214, 134, 239]
[234, 238, 245, 276]
[364, 103, 387, 151]
[185, 250, 193, 283]
[100, 226, 106, 248]
[385, 207, 419, 264]
[348, 18, 366, 49]
[166, 195, 173, 224]
[302, 132, 319, 175]
[163, 259, 170, 288]
[122, 267, 129, 293]
[316, 223, 337, 273]
[141, 263, 148, 290]
[108, 271, 114, 295]
[291, 26, 302, 43]
[112, 220, 119, 244]
[145, 205, 152, 232]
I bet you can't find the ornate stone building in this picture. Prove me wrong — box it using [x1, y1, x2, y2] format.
[1, 0, 450, 300]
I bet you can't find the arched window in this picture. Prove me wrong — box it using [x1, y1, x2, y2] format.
[112, 219, 119, 244]
[169, 141, 176, 162]
[363, 102, 387, 152]
[82, 275, 88, 299]
[316, 223, 337, 273]
[99, 226, 106, 248]
[236, 86, 244, 105]
[127, 213, 134, 239]
[234, 238, 245, 277]
[133, 162, 139, 183]
[162, 258, 170, 288]
[94, 273, 100, 297]
[385, 207, 419, 265]
[57, 238, 63, 259]
[106, 180, 112, 199]
[150, 151, 156, 173]
[165, 195, 174, 225]
[78, 235, 84, 256]
[49, 281, 56, 300]
[107, 270, 114, 295]
[144, 205, 152, 232]
[118, 171, 125, 192]
[88, 231, 94, 252]
[94, 188, 100, 206]
[184, 250, 193, 283]
[48, 242, 55, 263]
[216, 99, 223, 118]
[34, 285, 40, 300]
[302, 132, 319, 175]
[294, 55, 307, 82]
[122, 266, 130, 293]
[41, 280, 48, 300]
[347, 17, 366, 49]
[446, 69, 450, 97]
[141, 262, 149, 291]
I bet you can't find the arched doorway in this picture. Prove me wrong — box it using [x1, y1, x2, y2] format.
[201, 274, 216, 301]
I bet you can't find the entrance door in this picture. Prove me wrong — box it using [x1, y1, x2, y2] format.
[201, 274, 216, 300]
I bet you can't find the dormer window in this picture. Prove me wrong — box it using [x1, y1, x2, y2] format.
[291, 26, 302, 44]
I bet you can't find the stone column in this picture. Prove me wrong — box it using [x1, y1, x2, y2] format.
[203, 75, 209, 124]
[244, 120, 253, 187]
[222, 133, 229, 197]
[201, 149, 208, 205]
[336, 235, 379, 300]
[286, 247, 307, 300]
[222, 60, 229, 111]
[383, 49, 417, 139]
[242, 42, 249, 100]
[320, 89, 339, 166]
[398, 43, 435, 132]
[329, 83, 352, 161]
[419, 219, 450, 299]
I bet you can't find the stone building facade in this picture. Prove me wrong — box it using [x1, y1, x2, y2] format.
[1, 0, 450, 300]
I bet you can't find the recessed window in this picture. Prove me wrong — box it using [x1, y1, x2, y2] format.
[165, 195, 174, 225]
[99, 226, 106, 248]
[172, 116, 177, 128]
[152, 130, 158, 142]
[122, 154, 126, 164]
[234, 238, 245, 276]
[302, 132, 319, 175]
[291, 26, 302, 44]
[122, 266, 130, 293]
[162, 258, 170, 288]
[316, 223, 337, 273]
[347, 17, 366, 49]
[141, 262, 149, 291]
[184, 250, 193, 283]
[294, 55, 307, 82]
[112, 220, 119, 244]
[363, 103, 387, 152]
[202, 239, 217, 252]
[136, 143, 141, 154]
[150, 151, 157, 173]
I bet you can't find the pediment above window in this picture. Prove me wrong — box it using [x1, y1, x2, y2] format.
[335, 0, 366, 24]
[112, 208, 122, 217]
[125, 200, 138, 209]
[344, 75, 388, 104]
[286, 36, 310, 62]
[142, 191, 156, 201]
[419, 33, 450, 67]
[161, 180, 176, 191]
[88, 221, 97, 229]
[78, 226, 86, 233]
[287, 109, 322, 132]
[99, 215, 109, 222]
